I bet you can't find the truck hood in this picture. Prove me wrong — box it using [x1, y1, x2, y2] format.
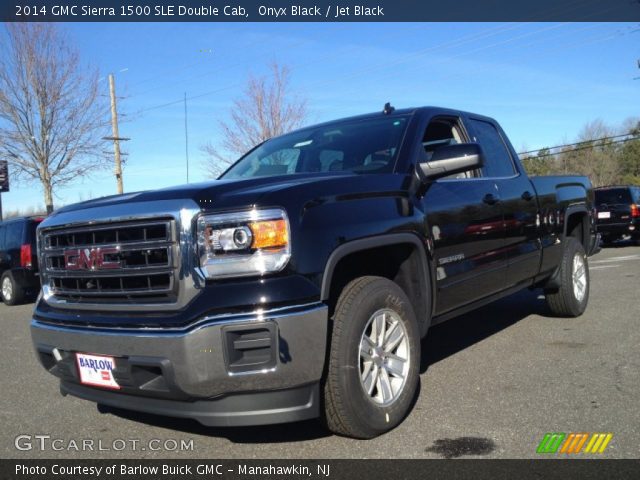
[50, 172, 409, 218]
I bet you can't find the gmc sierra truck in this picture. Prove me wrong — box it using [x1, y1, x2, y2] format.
[31, 106, 599, 439]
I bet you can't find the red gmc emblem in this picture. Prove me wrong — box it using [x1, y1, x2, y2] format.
[64, 247, 121, 270]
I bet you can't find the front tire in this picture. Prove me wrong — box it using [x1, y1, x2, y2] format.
[545, 237, 589, 317]
[1, 272, 24, 306]
[323, 276, 420, 439]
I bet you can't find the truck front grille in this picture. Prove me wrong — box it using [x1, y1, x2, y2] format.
[41, 220, 178, 304]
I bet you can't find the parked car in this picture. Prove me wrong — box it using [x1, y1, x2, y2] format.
[594, 185, 640, 245]
[0, 216, 44, 305]
[31, 106, 598, 438]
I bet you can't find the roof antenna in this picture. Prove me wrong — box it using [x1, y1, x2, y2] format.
[383, 102, 395, 115]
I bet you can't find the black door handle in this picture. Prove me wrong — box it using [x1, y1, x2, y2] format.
[483, 193, 500, 205]
[521, 191, 534, 201]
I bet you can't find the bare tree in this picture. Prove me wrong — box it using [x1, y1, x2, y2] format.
[0, 23, 109, 213]
[202, 62, 307, 177]
[559, 119, 621, 187]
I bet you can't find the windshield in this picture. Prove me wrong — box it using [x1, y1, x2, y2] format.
[220, 116, 409, 180]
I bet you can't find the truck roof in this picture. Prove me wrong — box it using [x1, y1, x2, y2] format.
[287, 106, 495, 135]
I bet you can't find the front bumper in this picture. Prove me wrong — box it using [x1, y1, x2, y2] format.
[31, 303, 328, 426]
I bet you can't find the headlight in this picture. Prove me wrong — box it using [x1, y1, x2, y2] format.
[196, 208, 291, 279]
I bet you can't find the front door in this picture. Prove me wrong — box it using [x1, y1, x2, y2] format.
[418, 116, 507, 315]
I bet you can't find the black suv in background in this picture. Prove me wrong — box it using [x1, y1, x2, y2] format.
[0, 216, 44, 305]
[595, 186, 640, 245]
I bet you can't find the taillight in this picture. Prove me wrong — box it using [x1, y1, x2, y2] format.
[20, 244, 32, 268]
[632, 204, 640, 218]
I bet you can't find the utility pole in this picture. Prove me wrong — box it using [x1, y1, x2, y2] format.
[108, 74, 124, 194]
[184, 92, 189, 183]
[0, 160, 8, 221]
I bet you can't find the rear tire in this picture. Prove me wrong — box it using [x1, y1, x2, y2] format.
[1, 272, 24, 306]
[545, 237, 589, 317]
[323, 276, 420, 439]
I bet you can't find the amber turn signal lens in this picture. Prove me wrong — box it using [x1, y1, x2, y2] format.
[249, 219, 289, 249]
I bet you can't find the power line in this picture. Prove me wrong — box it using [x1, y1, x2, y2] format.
[518, 132, 639, 155]
[126, 24, 351, 93]
[520, 135, 639, 158]
[132, 0, 602, 112]
[127, 23, 378, 101]
[128, 25, 350, 98]
[135, 22, 523, 115]
[332, 19, 634, 97]
[304, 22, 570, 93]
[133, 19, 590, 115]
[384, 23, 629, 88]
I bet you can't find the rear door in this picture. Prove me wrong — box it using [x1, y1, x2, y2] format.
[0, 225, 6, 269]
[4, 221, 24, 268]
[466, 117, 541, 287]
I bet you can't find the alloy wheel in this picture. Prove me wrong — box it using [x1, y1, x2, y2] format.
[2, 277, 12, 301]
[572, 254, 587, 302]
[359, 308, 410, 406]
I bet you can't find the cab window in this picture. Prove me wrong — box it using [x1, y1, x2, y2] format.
[421, 117, 477, 179]
[468, 119, 516, 178]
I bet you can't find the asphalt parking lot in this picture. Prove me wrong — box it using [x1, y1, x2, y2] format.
[2, 243, 639, 459]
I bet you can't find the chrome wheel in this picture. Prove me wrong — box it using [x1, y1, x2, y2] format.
[359, 308, 410, 406]
[572, 253, 587, 302]
[2, 276, 12, 301]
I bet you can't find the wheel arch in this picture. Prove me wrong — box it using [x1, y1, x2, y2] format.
[563, 204, 590, 252]
[321, 233, 433, 337]
[543, 206, 590, 291]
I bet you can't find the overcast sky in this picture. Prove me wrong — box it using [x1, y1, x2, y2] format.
[2, 22, 639, 213]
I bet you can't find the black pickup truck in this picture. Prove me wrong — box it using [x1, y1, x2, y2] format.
[31, 106, 598, 438]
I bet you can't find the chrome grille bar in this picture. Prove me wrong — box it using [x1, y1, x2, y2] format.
[41, 219, 178, 303]
[45, 246, 172, 272]
[44, 220, 171, 249]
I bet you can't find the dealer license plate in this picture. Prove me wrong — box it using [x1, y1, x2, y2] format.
[75, 353, 120, 389]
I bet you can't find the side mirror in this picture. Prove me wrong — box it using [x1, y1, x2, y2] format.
[416, 143, 484, 182]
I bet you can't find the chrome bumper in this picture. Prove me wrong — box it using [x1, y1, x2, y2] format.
[31, 303, 328, 425]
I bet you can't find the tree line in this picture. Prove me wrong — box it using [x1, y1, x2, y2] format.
[520, 118, 640, 187]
